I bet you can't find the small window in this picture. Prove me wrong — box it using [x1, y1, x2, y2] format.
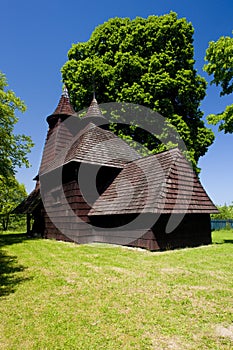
[51, 188, 62, 206]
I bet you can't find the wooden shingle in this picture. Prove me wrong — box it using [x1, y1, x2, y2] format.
[39, 119, 74, 173]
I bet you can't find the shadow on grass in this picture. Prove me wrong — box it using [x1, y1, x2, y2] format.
[213, 239, 233, 245]
[0, 232, 42, 248]
[0, 233, 33, 297]
[223, 239, 233, 244]
[0, 251, 30, 297]
[0, 232, 29, 247]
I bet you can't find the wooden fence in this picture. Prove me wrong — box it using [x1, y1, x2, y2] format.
[211, 219, 233, 230]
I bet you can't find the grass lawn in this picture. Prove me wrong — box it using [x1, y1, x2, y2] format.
[0, 229, 233, 349]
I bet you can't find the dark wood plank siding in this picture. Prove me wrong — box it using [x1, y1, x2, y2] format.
[43, 178, 92, 242]
[129, 214, 212, 250]
[43, 179, 212, 251]
[42, 164, 121, 243]
[90, 213, 212, 251]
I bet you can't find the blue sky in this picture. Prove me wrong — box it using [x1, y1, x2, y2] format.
[1, 0, 233, 205]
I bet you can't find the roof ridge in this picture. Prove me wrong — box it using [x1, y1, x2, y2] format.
[76, 121, 97, 138]
[124, 147, 180, 164]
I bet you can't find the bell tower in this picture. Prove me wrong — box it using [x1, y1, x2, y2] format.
[39, 86, 76, 174]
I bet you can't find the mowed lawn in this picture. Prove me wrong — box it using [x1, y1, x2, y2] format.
[0, 230, 233, 349]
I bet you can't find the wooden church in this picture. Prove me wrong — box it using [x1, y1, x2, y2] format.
[15, 88, 218, 250]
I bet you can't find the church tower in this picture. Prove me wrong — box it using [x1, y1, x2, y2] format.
[39, 86, 76, 174]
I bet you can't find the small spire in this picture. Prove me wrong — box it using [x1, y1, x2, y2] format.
[85, 97, 103, 118]
[51, 85, 76, 116]
[62, 85, 69, 98]
[92, 76, 96, 100]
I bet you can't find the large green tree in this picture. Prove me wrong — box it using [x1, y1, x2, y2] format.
[204, 33, 233, 133]
[0, 71, 34, 177]
[62, 13, 214, 169]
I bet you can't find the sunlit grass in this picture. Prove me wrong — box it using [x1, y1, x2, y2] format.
[0, 229, 232, 349]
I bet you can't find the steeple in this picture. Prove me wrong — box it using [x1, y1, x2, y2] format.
[52, 86, 76, 116]
[47, 85, 76, 128]
[85, 95, 104, 118]
[39, 86, 75, 173]
[79, 95, 108, 130]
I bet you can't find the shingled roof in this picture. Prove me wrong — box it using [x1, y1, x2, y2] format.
[46, 86, 77, 133]
[89, 148, 218, 215]
[50, 86, 76, 117]
[13, 186, 41, 214]
[39, 87, 78, 173]
[40, 119, 75, 174]
[40, 122, 141, 175]
[85, 97, 103, 118]
[78, 97, 108, 129]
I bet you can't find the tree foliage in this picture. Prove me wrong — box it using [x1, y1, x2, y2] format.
[211, 203, 233, 220]
[204, 34, 233, 133]
[0, 71, 34, 177]
[62, 13, 214, 169]
[0, 176, 27, 231]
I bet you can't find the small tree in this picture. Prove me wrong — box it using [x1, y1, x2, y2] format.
[203, 33, 233, 133]
[0, 176, 27, 231]
[0, 71, 34, 178]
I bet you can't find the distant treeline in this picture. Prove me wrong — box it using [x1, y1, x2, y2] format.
[211, 203, 233, 220]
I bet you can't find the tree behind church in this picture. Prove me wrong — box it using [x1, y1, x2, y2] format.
[62, 12, 214, 170]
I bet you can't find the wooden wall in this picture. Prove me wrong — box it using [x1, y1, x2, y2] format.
[90, 213, 212, 251]
[40, 163, 212, 251]
[42, 179, 93, 243]
[128, 214, 212, 250]
[40, 162, 121, 243]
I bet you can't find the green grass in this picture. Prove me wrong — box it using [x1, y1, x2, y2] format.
[0, 230, 233, 349]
